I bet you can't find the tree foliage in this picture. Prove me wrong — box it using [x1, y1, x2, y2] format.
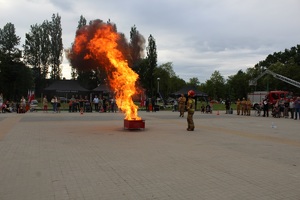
[23, 21, 51, 93]
[1, 14, 300, 104]
[70, 15, 88, 80]
[48, 13, 63, 80]
[250, 45, 300, 94]
[154, 62, 184, 99]
[129, 25, 145, 70]
[0, 23, 33, 100]
[145, 34, 157, 97]
[202, 71, 225, 100]
[0, 23, 21, 62]
[72, 15, 102, 89]
[226, 70, 249, 100]
[187, 77, 200, 87]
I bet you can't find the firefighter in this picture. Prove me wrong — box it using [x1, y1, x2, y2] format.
[178, 93, 186, 117]
[246, 98, 252, 116]
[236, 98, 241, 115]
[241, 97, 246, 115]
[186, 90, 195, 131]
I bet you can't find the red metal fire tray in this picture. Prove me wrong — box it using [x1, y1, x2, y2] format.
[124, 119, 145, 130]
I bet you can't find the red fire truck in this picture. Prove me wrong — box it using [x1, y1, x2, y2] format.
[248, 90, 290, 109]
[249, 69, 300, 108]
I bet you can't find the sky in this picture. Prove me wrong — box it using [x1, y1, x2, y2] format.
[0, 0, 299, 83]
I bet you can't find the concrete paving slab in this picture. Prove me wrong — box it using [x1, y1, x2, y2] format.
[0, 110, 299, 200]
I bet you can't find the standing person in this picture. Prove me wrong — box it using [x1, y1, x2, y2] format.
[294, 97, 300, 120]
[51, 96, 58, 113]
[173, 99, 178, 112]
[70, 95, 76, 112]
[178, 94, 186, 117]
[145, 98, 149, 112]
[0, 93, 3, 113]
[79, 95, 84, 113]
[262, 98, 269, 117]
[201, 104, 205, 113]
[289, 98, 295, 119]
[75, 95, 80, 112]
[283, 99, 289, 118]
[279, 98, 285, 117]
[57, 97, 61, 113]
[93, 95, 99, 112]
[246, 98, 252, 116]
[186, 90, 195, 131]
[99, 97, 103, 112]
[151, 96, 156, 112]
[84, 95, 92, 112]
[241, 98, 246, 115]
[105, 98, 109, 112]
[20, 96, 26, 113]
[102, 97, 107, 112]
[225, 98, 230, 114]
[236, 98, 241, 115]
[111, 98, 116, 112]
[68, 99, 73, 112]
[43, 95, 48, 112]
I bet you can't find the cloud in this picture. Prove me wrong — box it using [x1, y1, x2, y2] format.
[1, 0, 299, 82]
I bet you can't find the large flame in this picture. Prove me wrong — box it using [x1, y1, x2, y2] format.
[73, 23, 141, 120]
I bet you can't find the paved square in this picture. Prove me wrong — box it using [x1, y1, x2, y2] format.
[0, 110, 299, 200]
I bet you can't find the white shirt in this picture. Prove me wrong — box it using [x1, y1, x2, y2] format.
[93, 97, 99, 104]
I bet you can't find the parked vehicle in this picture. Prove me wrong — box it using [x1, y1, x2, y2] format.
[30, 99, 39, 112]
[248, 90, 290, 109]
[248, 69, 300, 109]
[209, 100, 219, 104]
[247, 91, 268, 109]
[59, 97, 69, 103]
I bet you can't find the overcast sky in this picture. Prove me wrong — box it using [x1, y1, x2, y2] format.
[1, 0, 299, 82]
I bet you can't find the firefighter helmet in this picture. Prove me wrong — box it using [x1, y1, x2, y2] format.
[188, 90, 195, 97]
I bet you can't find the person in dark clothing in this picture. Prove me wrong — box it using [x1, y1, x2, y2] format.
[283, 99, 290, 118]
[263, 98, 269, 117]
[151, 96, 156, 112]
[145, 98, 149, 112]
[102, 98, 108, 112]
[225, 99, 230, 114]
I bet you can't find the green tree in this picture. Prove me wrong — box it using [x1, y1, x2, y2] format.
[77, 15, 87, 29]
[154, 62, 186, 99]
[23, 24, 42, 68]
[0, 23, 21, 62]
[23, 22, 50, 95]
[135, 58, 148, 90]
[70, 15, 88, 80]
[250, 45, 300, 94]
[39, 21, 51, 79]
[49, 13, 63, 80]
[145, 34, 157, 97]
[227, 70, 249, 100]
[0, 23, 33, 100]
[129, 25, 145, 70]
[202, 71, 225, 100]
[0, 62, 33, 100]
[187, 77, 200, 87]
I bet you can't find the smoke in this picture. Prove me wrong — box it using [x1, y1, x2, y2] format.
[66, 19, 143, 119]
[66, 20, 112, 72]
[66, 19, 145, 73]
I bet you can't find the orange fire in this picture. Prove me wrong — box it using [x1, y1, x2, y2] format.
[73, 23, 141, 120]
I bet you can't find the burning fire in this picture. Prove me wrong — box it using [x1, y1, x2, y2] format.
[72, 22, 141, 120]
